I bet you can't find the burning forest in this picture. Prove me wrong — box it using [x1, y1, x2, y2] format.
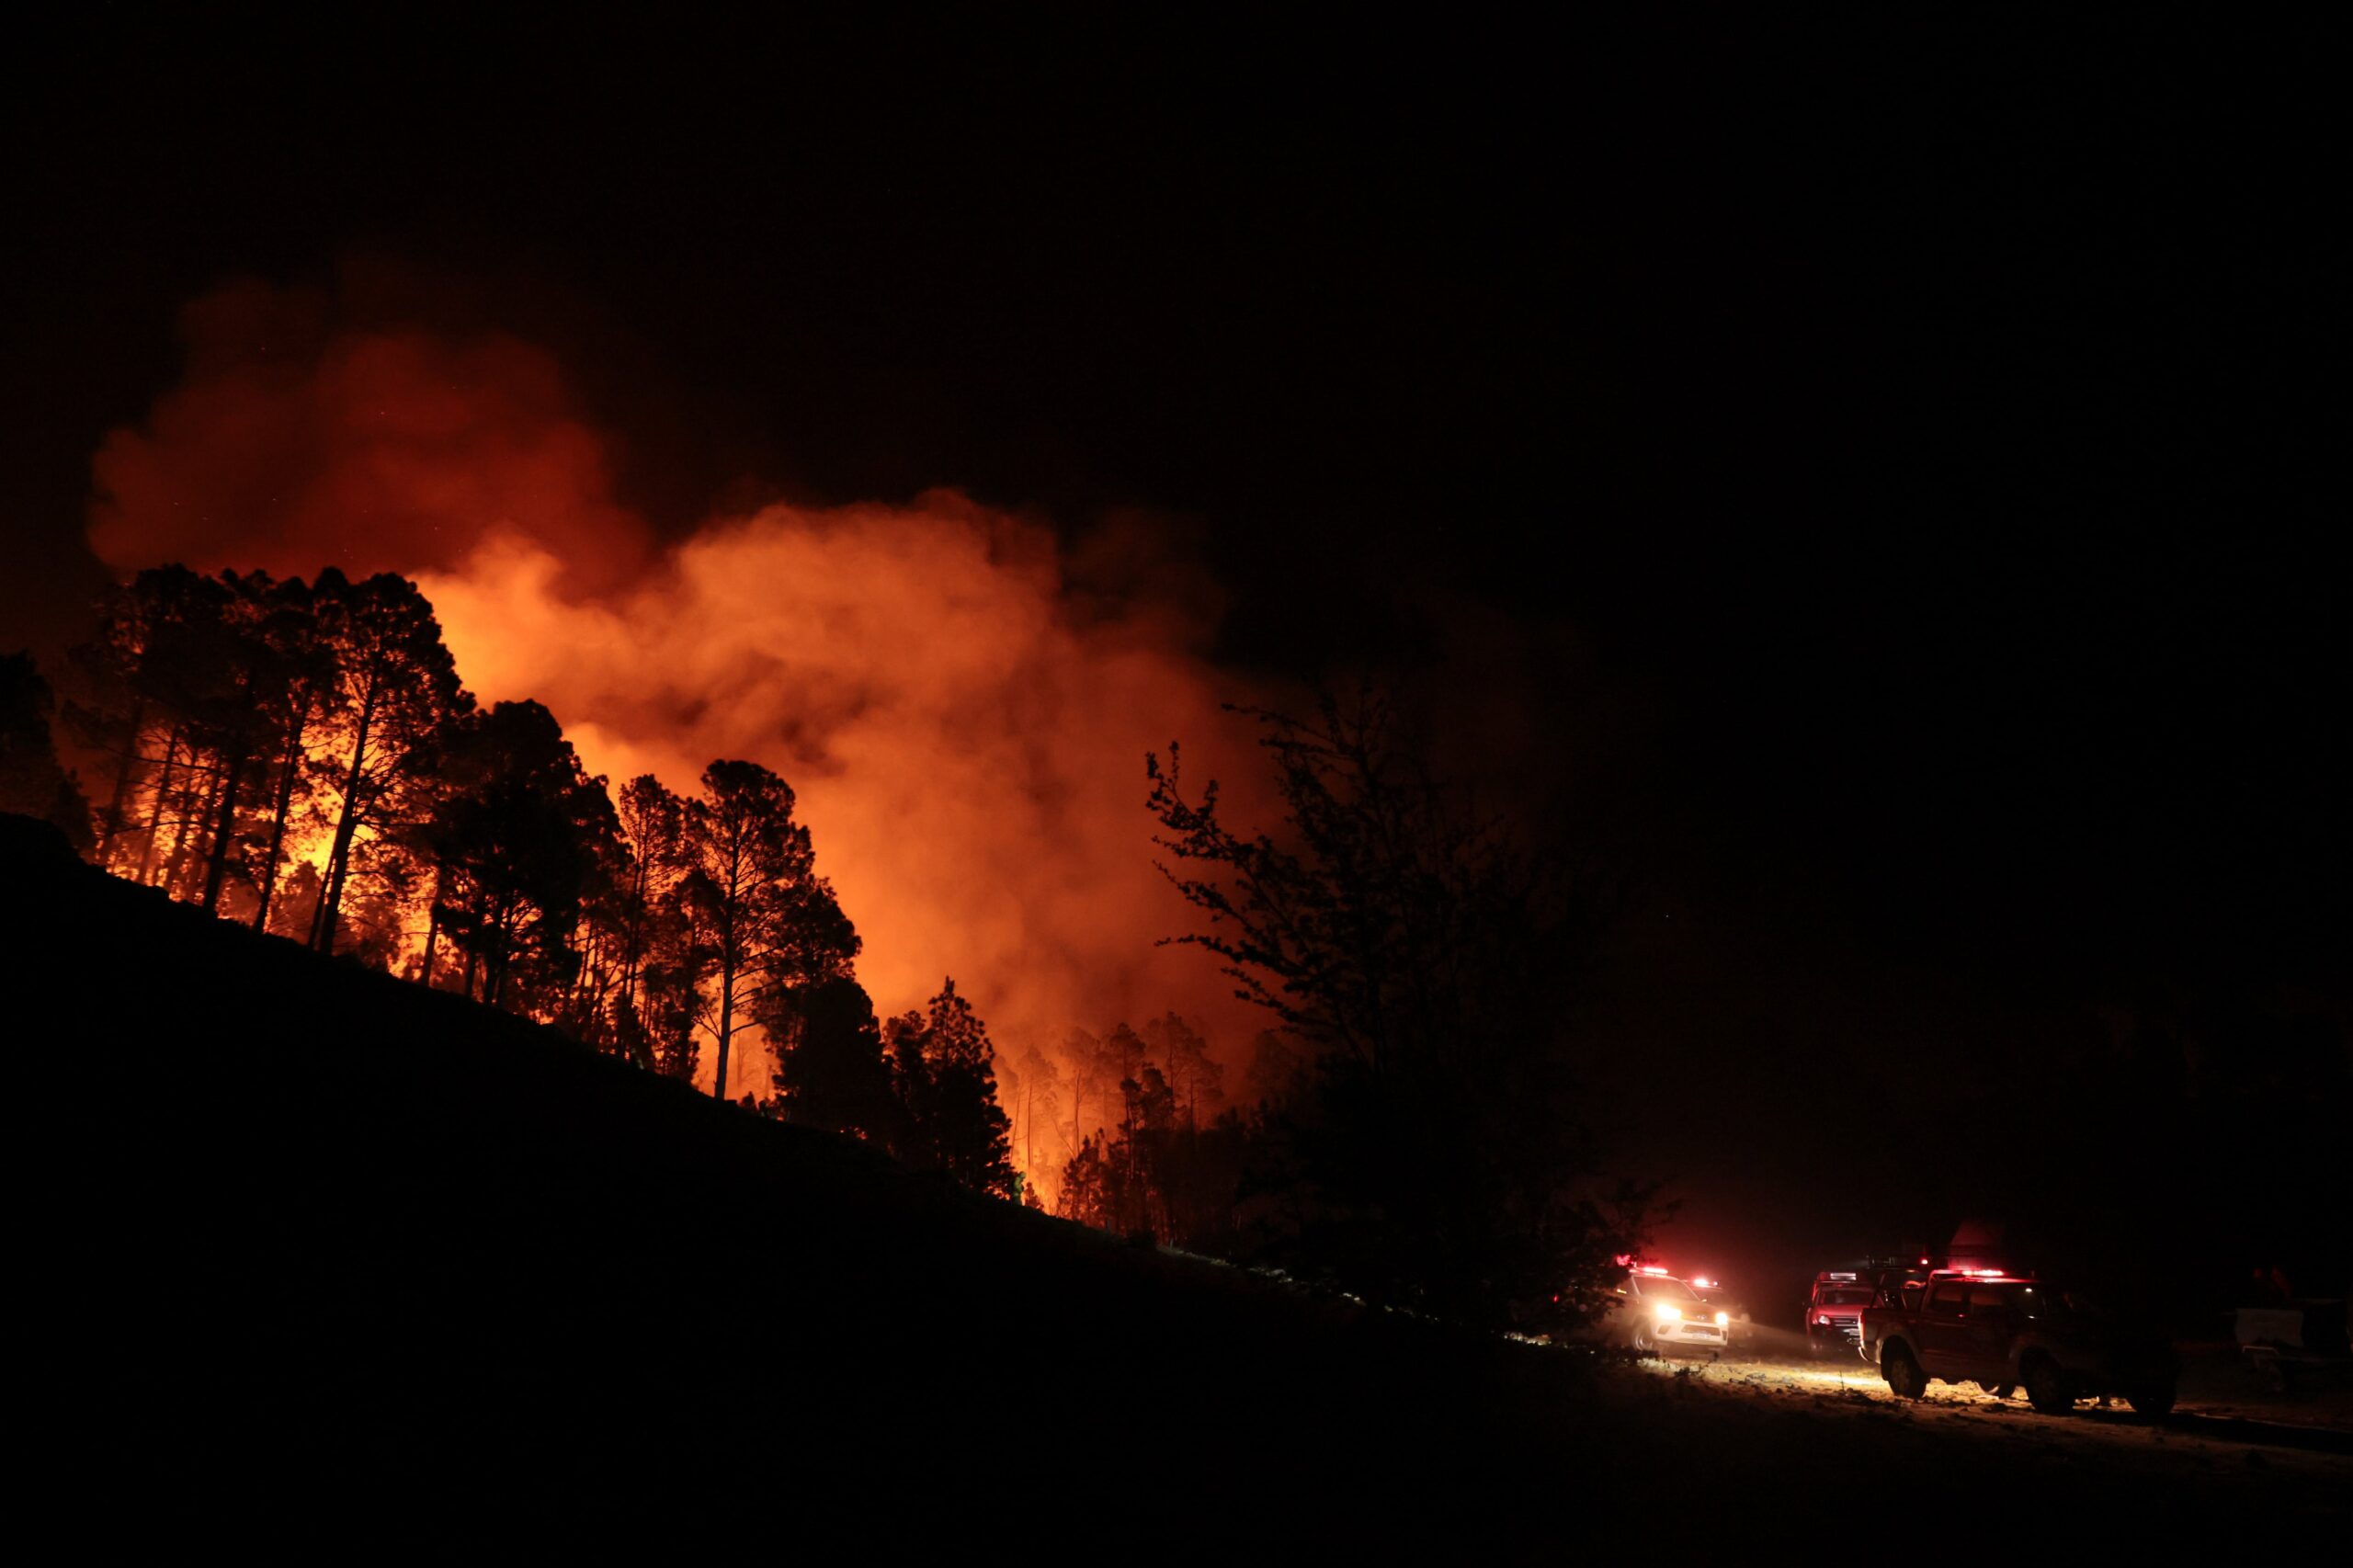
[11, 279, 1622, 1273]
[28, 280, 1339, 1216]
[26, 552, 1270, 1218]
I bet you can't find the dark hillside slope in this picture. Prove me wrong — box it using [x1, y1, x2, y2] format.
[9, 812, 1539, 1532]
[10, 814, 2344, 1541]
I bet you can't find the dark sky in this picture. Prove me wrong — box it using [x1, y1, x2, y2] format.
[6, 9, 2345, 1024]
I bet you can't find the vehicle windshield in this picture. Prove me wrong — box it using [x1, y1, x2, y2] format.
[2026, 1286, 2110, 1325]
[1632, 1276, 1699, 1301]
[1814, 1287, 1876, 1305]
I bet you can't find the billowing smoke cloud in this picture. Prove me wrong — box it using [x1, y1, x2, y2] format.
[418, 506, 1270, 1078]
[88, 281, 1276, 1105]
[90, 279, 650, 591]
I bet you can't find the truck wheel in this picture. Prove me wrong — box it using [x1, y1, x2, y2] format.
[2024, 1358, 2073, 1415]
[1628, 1318, 1657, 1356]
[1883, 1346, 1927, 1400]
[2126, 1382, 2177, 1420]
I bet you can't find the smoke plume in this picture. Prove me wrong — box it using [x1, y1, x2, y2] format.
[88, 281, 1275, 1105]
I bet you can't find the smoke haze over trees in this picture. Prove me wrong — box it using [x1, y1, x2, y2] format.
[61, 278, 1285, 1071]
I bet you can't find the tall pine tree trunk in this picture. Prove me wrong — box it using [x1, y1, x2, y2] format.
[199, 746, 248, 913]
[253, 693, 312, 931]
[713, 945, 736, 1100]
[314, 679, 378, 954]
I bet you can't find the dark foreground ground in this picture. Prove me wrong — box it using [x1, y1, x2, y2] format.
[11, 815, 2347, 1545]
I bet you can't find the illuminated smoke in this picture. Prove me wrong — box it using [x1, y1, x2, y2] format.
[88, 278, 649, 591]
[416, 506, 1270, 1092]
[87, 281, 1273, 1145]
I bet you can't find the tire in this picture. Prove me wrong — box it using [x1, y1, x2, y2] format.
[1883, 1346, 1927, 1400]
[2126, 1382, 2177, 1420]
[2024, 1358, 2073, 1415]
[1629, 1316, 1657, 1356]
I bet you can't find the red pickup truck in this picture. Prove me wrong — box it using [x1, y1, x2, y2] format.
[1861, 1270, 2178, 1417]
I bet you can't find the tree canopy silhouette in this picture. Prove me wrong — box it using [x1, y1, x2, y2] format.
[0, 652, 92, 851]
[887, 978, 1017, 1199]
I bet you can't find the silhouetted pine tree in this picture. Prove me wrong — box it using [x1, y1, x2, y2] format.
[427, 700, 620, 1013]
[306, 572, 470, 957]
[613, 775, 687, 1028]
[679, 759, 858, 1100]
[772, 975, 899, 1144]
[888, 978, 1017, 1198]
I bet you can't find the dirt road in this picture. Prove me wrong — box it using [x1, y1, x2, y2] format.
[1633, 1344, 2353, 1459]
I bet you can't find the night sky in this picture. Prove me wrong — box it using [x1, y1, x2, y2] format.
[7, 13, 2345, 1275]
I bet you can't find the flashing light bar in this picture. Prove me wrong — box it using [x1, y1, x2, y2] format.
[1639, 1266, 1671, 1276]
[1691, 1276, 1717, 1289]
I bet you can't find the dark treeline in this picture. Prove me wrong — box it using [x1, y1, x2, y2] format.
[6, 565, 1017, 1199]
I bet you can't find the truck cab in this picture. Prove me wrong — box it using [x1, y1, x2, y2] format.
[1612, 1267, 1732, 1356]
[1805, 1270, 1880, 1359]
[1862, 1269, 2177, 1417]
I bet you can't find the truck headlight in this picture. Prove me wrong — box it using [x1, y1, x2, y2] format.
[1654, 1302, 1681, 1322]
[1715, 1311, 1730, 1326]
